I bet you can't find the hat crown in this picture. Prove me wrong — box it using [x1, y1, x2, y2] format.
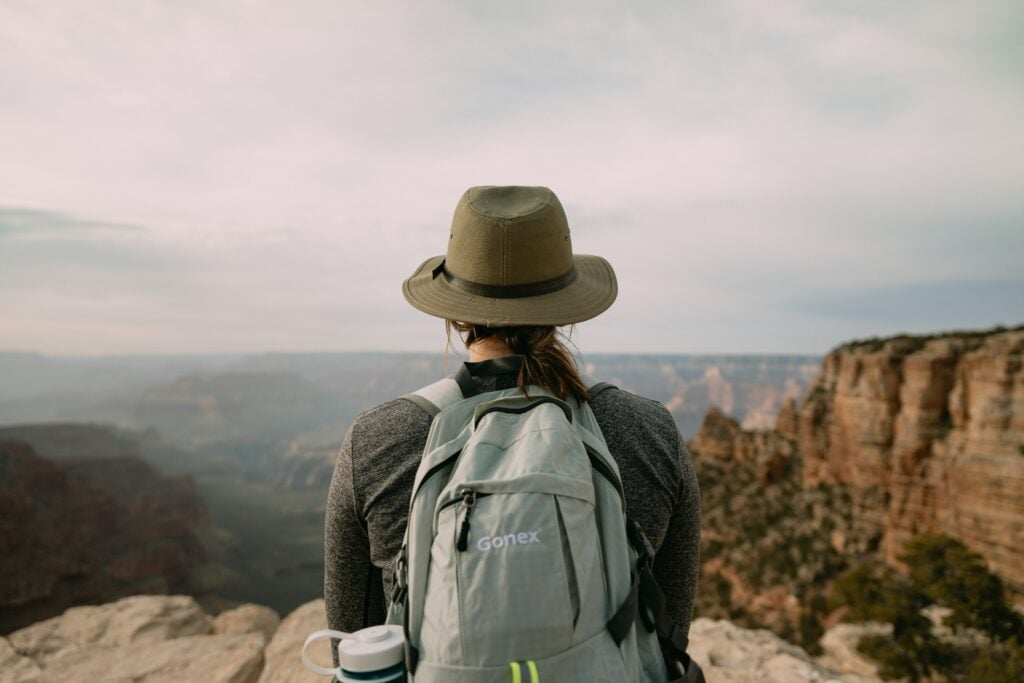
[446, 186, 574, 287]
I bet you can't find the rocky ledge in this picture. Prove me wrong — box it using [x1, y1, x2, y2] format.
[0, 595, 881, 683]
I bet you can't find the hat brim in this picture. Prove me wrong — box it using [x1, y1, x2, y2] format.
[402, 254, 617, 327]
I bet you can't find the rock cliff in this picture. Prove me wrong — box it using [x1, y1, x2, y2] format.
[798, 327, 1024, 592]
[0, 595, 880, 683]
[690, 325, 1024, 654]
[690, 406, 796, 485]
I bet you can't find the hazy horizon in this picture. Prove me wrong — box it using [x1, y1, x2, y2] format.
[0, 347, 827, 358]
[3, 322, 1019, 357]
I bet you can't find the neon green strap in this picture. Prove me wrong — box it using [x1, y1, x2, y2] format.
[509, 660, 540, 683]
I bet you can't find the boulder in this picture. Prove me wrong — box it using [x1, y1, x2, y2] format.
[258, 599, 327, 683]
[817, 623, 887, 680]
[41, 633, 263, 683]
[9, 595, 212, 665]
[215, 604, 281, 643]
[3, 595, 266, 683]
[0, 592, 898, 683]
[688, 618, 879, 682]
[0, 637, 41, 683]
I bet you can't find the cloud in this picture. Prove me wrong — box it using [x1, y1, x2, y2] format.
[1, 1, 1022, 353]
[786, 278, 1024, 330]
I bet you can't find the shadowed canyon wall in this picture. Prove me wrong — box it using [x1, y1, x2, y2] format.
[0, 439, 206, 633]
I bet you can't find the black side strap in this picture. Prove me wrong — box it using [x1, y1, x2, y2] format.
[402, 589, 418, 674]
[390, 548, 417, 674]
[626, 519, 706, 683]
[667, 653, 706, 683]
[606, 572, 639, 645]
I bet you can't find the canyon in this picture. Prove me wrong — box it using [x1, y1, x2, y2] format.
[0, 439, 205, 634]
[691, 325, 1024, 647]
[2, 329, 1021, 677]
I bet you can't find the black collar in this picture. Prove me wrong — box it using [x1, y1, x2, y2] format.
[464, 355, 523, 376]
[455, 355, 522, 397]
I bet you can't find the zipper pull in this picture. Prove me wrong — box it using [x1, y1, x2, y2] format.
[456, 489, 477, 552]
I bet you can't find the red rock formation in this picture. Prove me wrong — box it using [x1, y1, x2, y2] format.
[690, 406, 796, 484]
[775, 398, 799, 442]
[798, 328, 1024, 593]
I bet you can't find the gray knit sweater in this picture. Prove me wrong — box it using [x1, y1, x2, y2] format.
[324, 359, 701, 641]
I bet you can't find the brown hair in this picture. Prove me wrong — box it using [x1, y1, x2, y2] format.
[445, 321, 590, 402]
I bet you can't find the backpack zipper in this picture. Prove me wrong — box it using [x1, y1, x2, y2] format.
[414, 445, 621, 511]
[456, 489, 477, 552]
[437, 489, 493, 552]
[438, 489, 492, 513]
[431, 450, 620, 530]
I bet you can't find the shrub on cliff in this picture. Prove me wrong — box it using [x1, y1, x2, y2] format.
[902, 534, 1023, 642]
[830, 564, 947, 681]
[970, 639, 1024, 683]
[830, 535, 1024, 682]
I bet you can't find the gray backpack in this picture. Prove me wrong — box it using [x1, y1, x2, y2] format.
[388, 362, 703, 683]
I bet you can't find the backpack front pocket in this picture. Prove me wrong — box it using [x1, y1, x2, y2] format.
[419, 487, 604, 668]
[456, 491, 576, 665]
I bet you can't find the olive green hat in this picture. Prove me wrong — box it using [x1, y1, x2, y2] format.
[402, 186, 617, 327]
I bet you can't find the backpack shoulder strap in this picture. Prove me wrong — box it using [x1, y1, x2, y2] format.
[401, 376, 464, 418]
[583, 373, 617, 402]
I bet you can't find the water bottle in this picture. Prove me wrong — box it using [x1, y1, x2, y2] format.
[302, 625, 406, 682]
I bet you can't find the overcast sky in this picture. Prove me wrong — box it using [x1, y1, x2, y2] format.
[1, 0, 1022, 355]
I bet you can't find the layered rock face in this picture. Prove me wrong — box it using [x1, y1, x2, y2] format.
[798, 328, 1024, 592]
[0, 440, 206, 633]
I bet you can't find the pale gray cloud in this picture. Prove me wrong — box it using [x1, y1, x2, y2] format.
[788, 279, 1024, 327]
[1, 0, 1022, 354]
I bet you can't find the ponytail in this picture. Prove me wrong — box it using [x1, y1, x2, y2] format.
[445, 321, 590, 402]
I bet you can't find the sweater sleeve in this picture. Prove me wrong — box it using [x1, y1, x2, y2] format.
[324, 423, 385, 657]
[651, 433, 701, 634]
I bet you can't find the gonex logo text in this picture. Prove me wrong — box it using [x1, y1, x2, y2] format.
[475, 530, 541, 551]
